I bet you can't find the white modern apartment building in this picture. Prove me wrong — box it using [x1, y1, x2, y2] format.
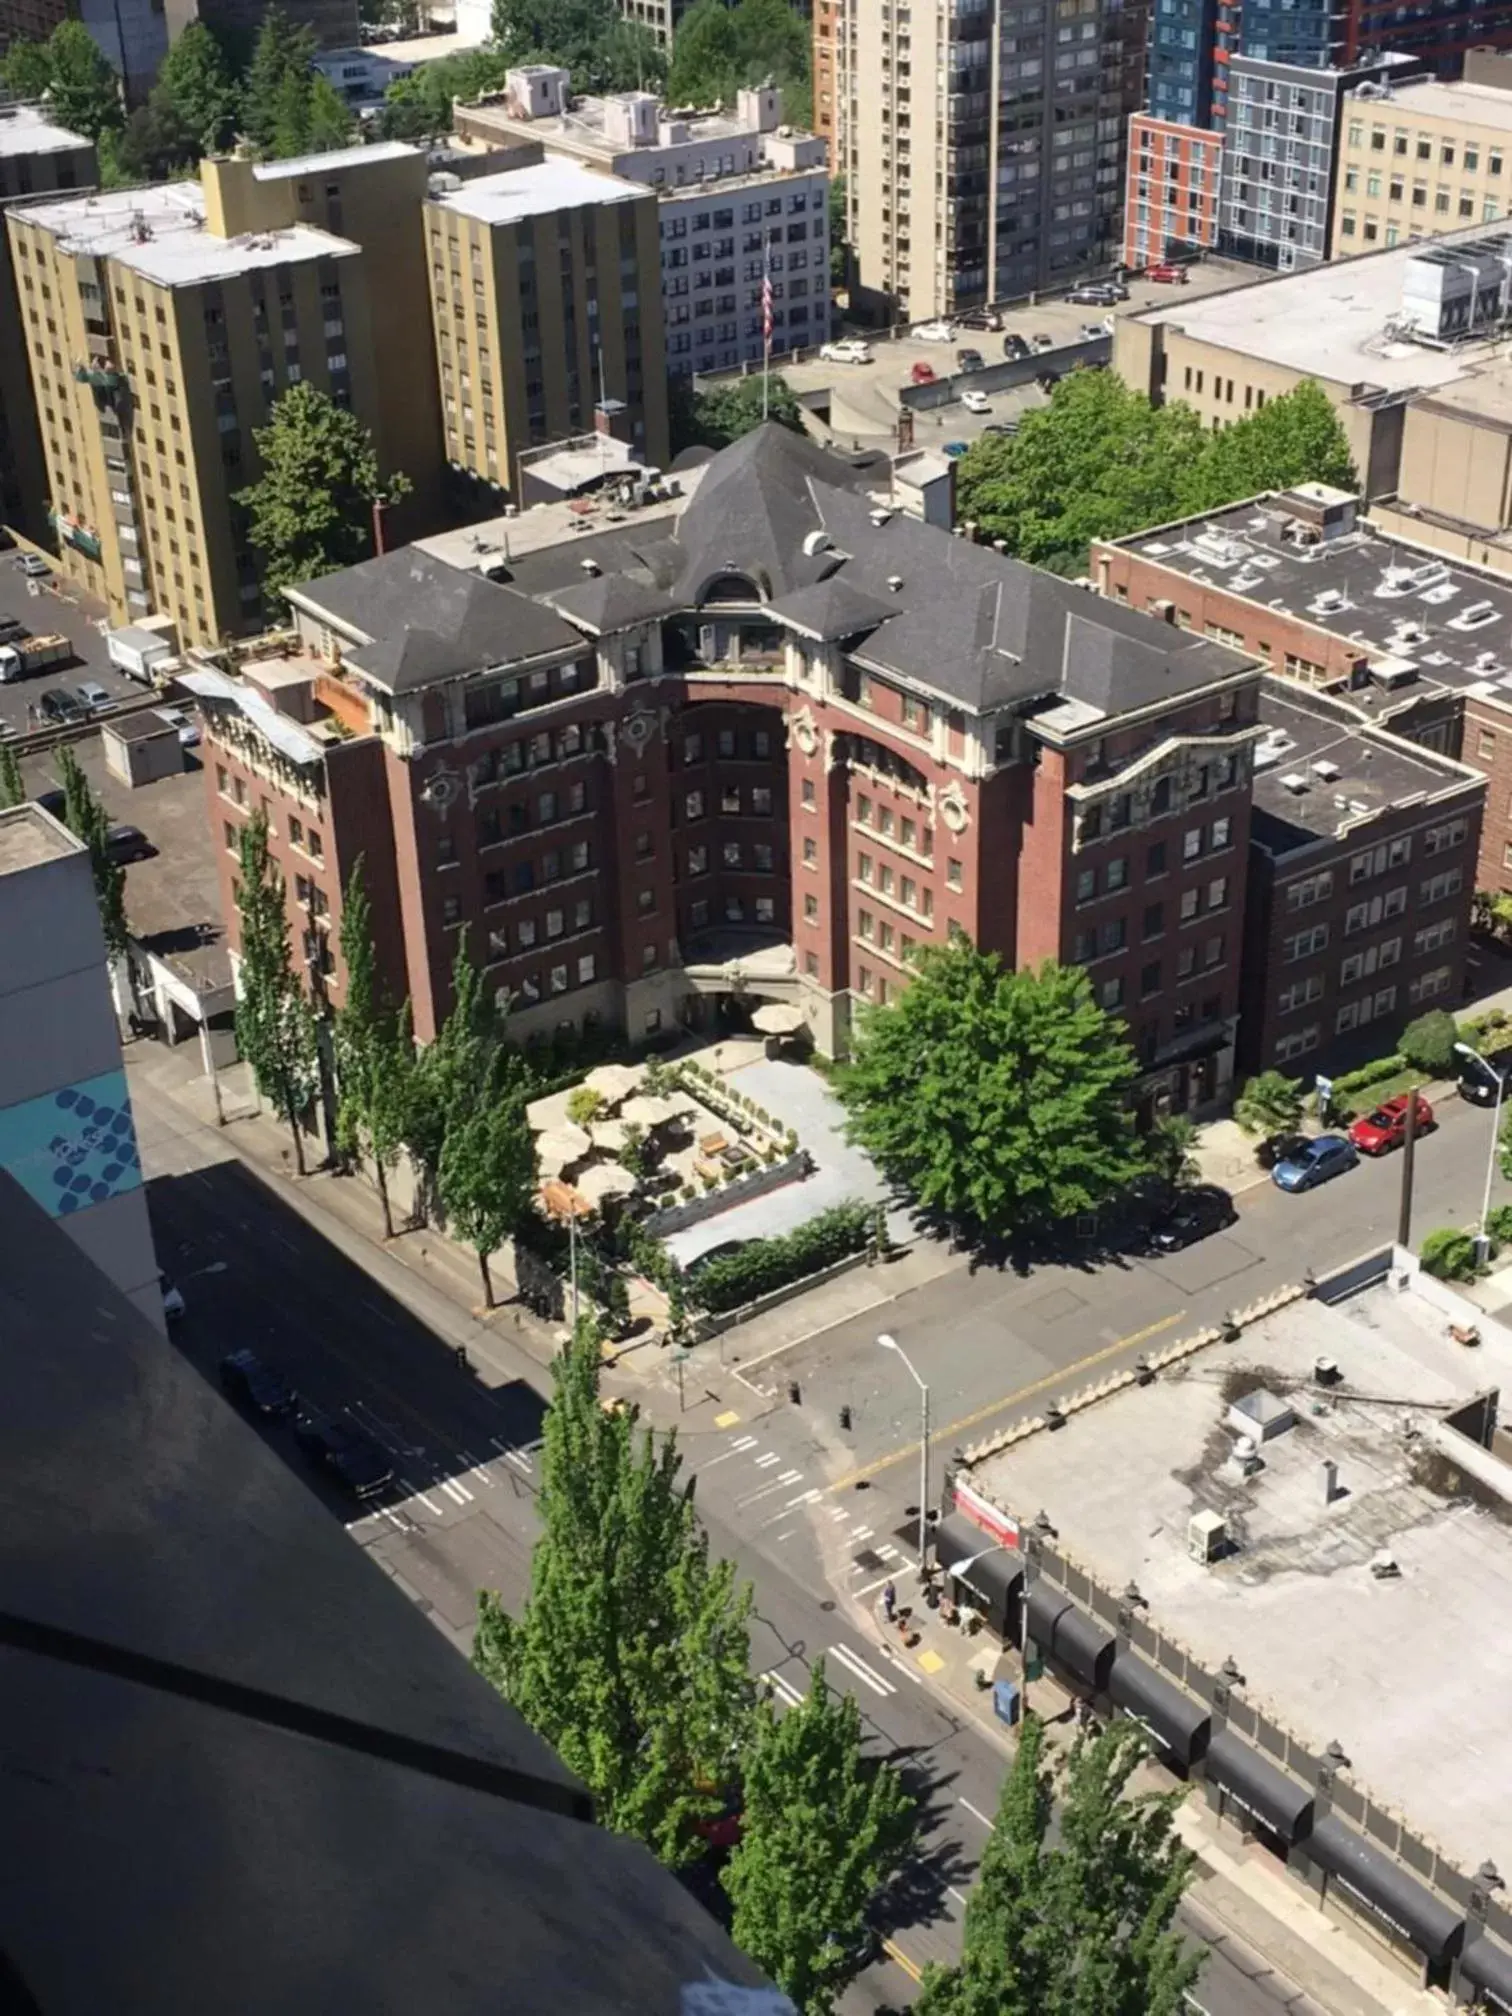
[834, 0, 1146, 324]
[479, 69, 831, 376]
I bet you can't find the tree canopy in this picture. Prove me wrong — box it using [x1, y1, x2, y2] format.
[490, 0, 667, 93]
[236, 382, 407, 604]
[955, 373, 1357, 573]
[665, 0, 809, 118]
[155, 22, 241, 155]
[4, 21, 124, 142]
[837, 942, 1150, 1237]
[238, 3, 353, 158]
[670, 373, 803, 454]
[233, 810, 319, 1173]
[56, 747, 127, 961]
[1231, 1070, 1304, 1145]
[916, 1716, 1202, 2016]
[723, 1661, 915, 2014]
[475, 1320, 755, 1865]
[374, 46, 514, 140]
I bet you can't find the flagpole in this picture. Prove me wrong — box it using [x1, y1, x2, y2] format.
[762, 240, 772, 421]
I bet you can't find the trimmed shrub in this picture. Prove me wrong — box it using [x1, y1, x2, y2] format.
[1487, 1203, 1512, 1247]
[1401, 1009, 1460, 1077]
[1332, 1052, 1407, 1101]
[1420, 1226, 1479, 1281]
[683, 1201, 873, 1315]
[565, 1086, 605, 1127]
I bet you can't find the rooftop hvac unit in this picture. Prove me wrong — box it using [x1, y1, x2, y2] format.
[1279, 772, 1310, 794]
[1189, 1510, 1227, 1564]
[1312, 759, 1341, 781]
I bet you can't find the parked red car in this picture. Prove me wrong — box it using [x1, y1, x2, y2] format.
[910, 360, 938, 385]
[1145, 262, 1189, 284]
[1348, 1093, 1435, 1156]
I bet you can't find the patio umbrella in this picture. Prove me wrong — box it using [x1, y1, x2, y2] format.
[525, 1088, 575, 1134]
[536, 1121, 592, 1169]
[589, 1118, 629, 1153]
[574, 1162, 638, 1207]
[751, 1001, 806, 1036]
[582, 1062, 643, 1108]
[619, 1093, 680, 1129]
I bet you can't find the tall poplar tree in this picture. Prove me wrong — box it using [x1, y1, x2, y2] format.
[475, 1320, 755, 1866]
[333, 858, 413, 1236]
[234, 811, 318, 1173]
[56, 747, 127, 961]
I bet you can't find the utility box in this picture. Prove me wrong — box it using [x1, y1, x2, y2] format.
[102, 713, 183, 788]
[993, 1678, 1022, 1727]
[1189, 1509, 1227, 1564]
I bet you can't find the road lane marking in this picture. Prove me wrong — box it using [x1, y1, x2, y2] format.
[398, 1477, 446, 1516]
[828, 1642, 897, 1697]
[437, 1476, 474, 1506]
[762, 1669, 805, 1709]
[785, 1486, 821, 1508]
[958, 1797, 994, 1829]
[850, 1526, 874, 1542]
[490, 1437, 534, 1473]
[879, 1646, 926, 1686]
[827, 1309, 1187, 1490]
[776, 1469, 803, 1486]
[754, 1450, 780, 1469]
[829, 1506, 850, 1522]
[697, 1436, 760, 1472]
[947, 1885, 969, 1907]
[853, 1567, 917, 1597]
[882, 1938, 923, 1984]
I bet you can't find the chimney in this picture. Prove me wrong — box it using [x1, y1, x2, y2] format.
[595, 397, 630, 443]
[1151, 597, 1178, 624]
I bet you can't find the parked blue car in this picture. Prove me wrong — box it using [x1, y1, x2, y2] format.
[1271, 1134, 1359, 1193]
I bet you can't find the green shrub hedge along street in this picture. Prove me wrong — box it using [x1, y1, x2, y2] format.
[683, 1201, 873, 1316]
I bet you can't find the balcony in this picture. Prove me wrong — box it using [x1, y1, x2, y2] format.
[73, 361, 125, 397]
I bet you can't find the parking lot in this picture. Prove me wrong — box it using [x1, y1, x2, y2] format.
[759, 258, 1268, 453]
[0, 553, 149, 740]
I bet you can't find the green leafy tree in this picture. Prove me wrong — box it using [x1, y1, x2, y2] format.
[829, 172, 849, 288]
[2, 39, 55, 101]
[917, 1716, 1202, 2016]
[1232, 1069, 1304, 1148]
[155, 22, 241, 154]
[475, 1320, 755, 1864]
[438, 1092, 536, 1305]
[236, 382, 408, 603]
[43, 21, 123, 141]
[233, 810, 319, 1173]
[112, 93, 197, 182]
[333, 858, 414, 1236]
[666, 0, 808, 111]
[837, 942, 1149, 1238]
[491, 0, 665, 91]
[723, 1660, 915, 2015]
[956, 373, 1357, 574]
[0, 741, 24, 810]
[240, 4, 319, 154]
[374, 45, 513, 139]
[1420, 1225, 1479, 1280]
[404, 931, 517, 1217]
[56, 747, 128, 961]
[1148, 1114, 1199, 1194]
[670, 375, 803, 455]
[1400, 1007, 1459, 1076]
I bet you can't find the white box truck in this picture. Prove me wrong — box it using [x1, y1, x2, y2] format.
[106, 624, 174, 685]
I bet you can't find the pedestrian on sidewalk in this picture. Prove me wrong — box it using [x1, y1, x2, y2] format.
[882, 1578, 897, 1623]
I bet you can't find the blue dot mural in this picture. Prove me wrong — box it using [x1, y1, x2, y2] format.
[0, 1069, 144, 1220]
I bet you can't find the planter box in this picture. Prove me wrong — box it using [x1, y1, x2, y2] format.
[694, 1247, 875, 1339]
[643, 1149, 811, 1237]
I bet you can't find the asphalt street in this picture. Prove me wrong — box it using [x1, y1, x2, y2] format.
[131, 1065, 1411, 2012]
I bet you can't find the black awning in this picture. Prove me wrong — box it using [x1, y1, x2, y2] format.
[1050, 1604, 1116, 1690]
[1107, 1653, 1211, 1766]
[1461, 1935, 1512, 2009]
[1205, 1731, 1315, 1844]
[1026, 1581, 1071, 1651]
[934, 1512, 1023, 1626]
[1306, 1817, 1464, 1962]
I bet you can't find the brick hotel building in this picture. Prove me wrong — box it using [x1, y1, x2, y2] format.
[187, 425, 1265, 1116]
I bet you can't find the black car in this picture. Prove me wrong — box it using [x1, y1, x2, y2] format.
[1458, 1047, 1512, 1105]
[1003, 333, 1032, 360]
[1147, 1185, 1238, 1254]
[105, 822, 154, 864]
[955, 307, 1003, 331]
[39, 687, 88, 725]
[955, 346, 985, 372]
[293, 1409, 395, 1500]
[0, 617, 29, 645]
[34, 786, 66, 820]
[220, 1347, 298, 1417]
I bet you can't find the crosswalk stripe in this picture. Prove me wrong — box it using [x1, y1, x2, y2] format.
[754, 1450, 780, 1469]
[761, 1669, 805, 1709]
[828, 1642, 897, 1698]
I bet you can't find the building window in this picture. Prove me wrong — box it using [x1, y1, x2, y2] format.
[804, 894, 819, 921]
[1284, 923, 1329, 960]
[685, 790, 705, 820]
[946, 858, 963, 891]
[803, 836, 818, 865]
[1274, 1025, 1321, 1062]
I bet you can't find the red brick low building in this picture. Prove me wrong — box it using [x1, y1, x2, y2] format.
[1122, 116, 1223, 273]
[186, 426, 1266, 1113]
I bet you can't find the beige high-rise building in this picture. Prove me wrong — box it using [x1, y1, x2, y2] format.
[0, 103, 95, 547]
[1332, 54, 1512, 259]
[423, 158, 668, 500]
[836, 0, 1147, 324]
[6, 139, 445, 646]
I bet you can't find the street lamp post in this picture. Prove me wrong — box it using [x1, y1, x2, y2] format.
[878, 1332, 930, 1577]
[1455, 1041, 1505, 1265]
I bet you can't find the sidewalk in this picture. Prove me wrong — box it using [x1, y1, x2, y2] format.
[844, 1576, 1442, 2016]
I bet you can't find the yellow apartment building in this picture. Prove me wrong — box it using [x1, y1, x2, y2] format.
[423, 158, 669, 497]
[1333, 62, 1512, 257]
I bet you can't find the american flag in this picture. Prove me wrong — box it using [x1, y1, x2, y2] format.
[761, 262, 773, 350]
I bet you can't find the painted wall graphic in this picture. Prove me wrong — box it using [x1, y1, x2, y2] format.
[0, 1070, 143, 1218]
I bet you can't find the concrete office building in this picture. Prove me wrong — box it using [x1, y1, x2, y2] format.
[1122, 114, 1223, 270]
[458, 72, 829, 379]
[0, 802, 164, 1330]
[1333, 53, 1512, 259]
[188, 424, 1266, 1113]
[6, 141, 444, 647]
[423, 155, 668, 501]
[163, 0, 360, 50]
[1218, 53, 1423, 273]
[0, 102, 94, 546]
[833, 0, 1148, 324]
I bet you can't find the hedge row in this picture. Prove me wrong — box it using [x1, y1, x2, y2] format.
[1420, 1206, 1512, 1281]
[1331, 1052, 1407, 1101]
[683, 1201, 874, 1315]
